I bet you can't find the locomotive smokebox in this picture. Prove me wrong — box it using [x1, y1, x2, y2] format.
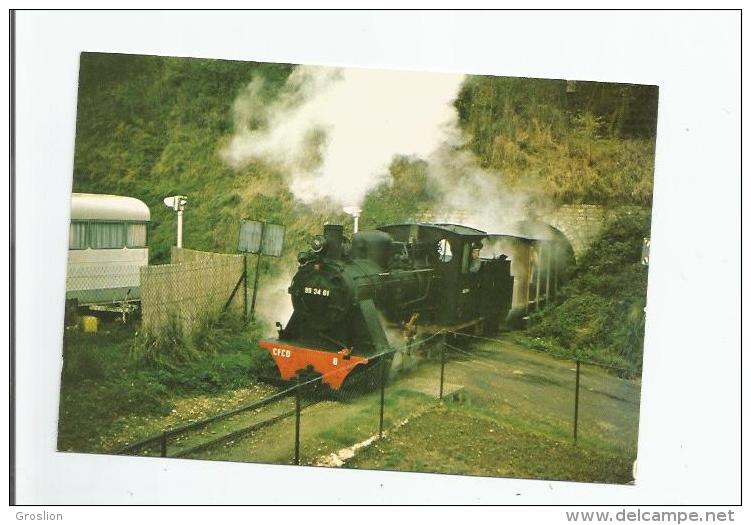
[324, 224, 344, 259]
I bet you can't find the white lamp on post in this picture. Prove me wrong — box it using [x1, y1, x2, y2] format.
[163, 195, 188, 248]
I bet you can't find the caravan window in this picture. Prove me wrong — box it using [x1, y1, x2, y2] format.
[90, 222, 126, 249]
[69, 222, 88, 249]
[126, 223, 147, 248]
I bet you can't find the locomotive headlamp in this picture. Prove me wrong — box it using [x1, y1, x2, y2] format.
[310, 235, 327, 253]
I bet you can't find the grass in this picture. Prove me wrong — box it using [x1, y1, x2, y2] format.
[346, 405, 634, 484]
[197, 386, 435, 465]
[58, 321, 640, 485]
[57, 313, 278, 453]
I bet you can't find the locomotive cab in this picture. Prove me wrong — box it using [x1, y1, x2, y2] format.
[378, 223, 514, 332]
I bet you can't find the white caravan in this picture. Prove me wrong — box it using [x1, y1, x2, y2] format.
[66, 193, 150, 308]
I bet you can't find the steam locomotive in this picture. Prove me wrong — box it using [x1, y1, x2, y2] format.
[259, 222, 517, 390]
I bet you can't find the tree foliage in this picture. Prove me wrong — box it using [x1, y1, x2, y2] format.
[72, 53, 323, 264]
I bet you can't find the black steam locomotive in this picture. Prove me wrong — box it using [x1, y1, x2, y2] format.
[260, 222, 515, 390]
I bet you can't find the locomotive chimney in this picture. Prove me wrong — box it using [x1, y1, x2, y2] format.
[324, 224, 344, 259]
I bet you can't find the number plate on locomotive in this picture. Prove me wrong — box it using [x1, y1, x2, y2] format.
[304, 287, 330, 296]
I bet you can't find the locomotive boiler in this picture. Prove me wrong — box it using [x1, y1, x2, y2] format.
[260, 222, 516, 390]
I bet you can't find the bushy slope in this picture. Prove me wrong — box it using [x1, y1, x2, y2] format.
[454, 76, 657, 206]
[73, 55, 657, 262]
[72, 53, 330, 265]
[523, 208, 651, 374]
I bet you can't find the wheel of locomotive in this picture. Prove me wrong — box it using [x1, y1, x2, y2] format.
[296, 366, 326, 400]
[338, 355, 392, 400]
[334, 363, 372, 400]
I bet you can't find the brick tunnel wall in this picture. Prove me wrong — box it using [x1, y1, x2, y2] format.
[541, 204, 611, 259]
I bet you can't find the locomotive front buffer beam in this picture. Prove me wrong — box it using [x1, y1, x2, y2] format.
[260, 299, 391, 391]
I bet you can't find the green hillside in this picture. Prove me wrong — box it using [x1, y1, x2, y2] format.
[455, 76, 657, 206]
[523, 207, 651, 374]
[73, 53, 346, 266]
[73, 54, 657, 259]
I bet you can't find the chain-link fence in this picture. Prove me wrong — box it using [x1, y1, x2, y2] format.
[114, 328, 641, 481]
[65, 248, 250, 336]
[140, 250, 246, 336]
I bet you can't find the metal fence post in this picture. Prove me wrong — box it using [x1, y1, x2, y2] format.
[439, 334, 446, 400]
[160, 432, 167, 457]
[249, 223, 265, 321]
[573, 360, 581, 443]
[379, 355, 386, 438]
[535, 243, 542, 311]
[294, 377, 301, 465]
[545, 242, 551, 307]
[243, 253, 248, 321]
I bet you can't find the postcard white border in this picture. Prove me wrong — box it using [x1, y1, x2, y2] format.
[11, 10, 742, 505]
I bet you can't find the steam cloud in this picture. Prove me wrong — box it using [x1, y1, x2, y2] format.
[221, 66, 465, 207]
[254, 268, 295, 336]
[425, 145, 544, 235]
[222, 64, 548, 327]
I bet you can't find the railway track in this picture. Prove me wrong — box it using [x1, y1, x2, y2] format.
[115, 328, 638, 469]
[114, 360, 437, 461]
[115, 328, 457, 460]
[115, 383, 321, 459]
[171, 398, 322, 458]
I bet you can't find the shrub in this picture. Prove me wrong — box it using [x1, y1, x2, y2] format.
[131, 313, 200, 369]
[526, 207, 651, 373]
[127, 309, 276, 394]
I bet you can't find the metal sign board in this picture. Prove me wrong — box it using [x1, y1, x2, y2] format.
[239, 220, 263, 253]
[238, 220, 285, 256]
[260, 223, 285, 257]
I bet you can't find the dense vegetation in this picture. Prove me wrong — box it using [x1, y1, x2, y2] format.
[522, 207, 651, 374]
[73, 53, 657, 260]
[57, 311, 278, 451]
[455, 76, 657, 206]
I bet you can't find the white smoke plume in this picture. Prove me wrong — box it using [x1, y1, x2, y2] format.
[253, 267, 295, 336]
[425, 145, 546, 235]
[221, 65, 465, 207]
